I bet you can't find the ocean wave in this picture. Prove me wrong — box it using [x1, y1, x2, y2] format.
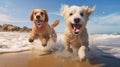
[0, 32, 120, 59]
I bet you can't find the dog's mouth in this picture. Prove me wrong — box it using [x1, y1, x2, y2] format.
[71, 23, 82, 34]
[36, 20, 43, 26]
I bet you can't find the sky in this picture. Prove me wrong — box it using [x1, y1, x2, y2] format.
[0, 0, 120, 33]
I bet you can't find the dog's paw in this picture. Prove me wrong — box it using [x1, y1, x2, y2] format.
[78, 50, 86, 61]
[67, 48, 73, 53]
[42, 44, 47, 47]
[29, 39, 34, 43]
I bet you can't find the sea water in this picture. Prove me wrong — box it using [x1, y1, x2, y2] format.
[0, 32, 120, 59]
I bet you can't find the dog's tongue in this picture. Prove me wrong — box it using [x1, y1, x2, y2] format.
[73, 24, 80, 32]
[37, 20, 41, 25]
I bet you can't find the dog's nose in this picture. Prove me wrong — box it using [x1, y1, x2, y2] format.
[74, 18, 80, 23]
[36, 15, 40, 19]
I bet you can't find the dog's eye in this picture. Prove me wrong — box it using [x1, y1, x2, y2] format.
[69, 13, 73, 16]
[80, 12, 84, 16]
[41, 12, 44, 16]
[34, 12, 37, 15]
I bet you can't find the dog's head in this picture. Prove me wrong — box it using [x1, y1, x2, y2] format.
[61, 5, 95, 34]
[30, 9, 48, 28]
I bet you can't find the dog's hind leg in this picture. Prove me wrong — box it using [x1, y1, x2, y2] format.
[41, 38, 47, 47]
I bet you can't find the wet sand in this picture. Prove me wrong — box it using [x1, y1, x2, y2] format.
[0, 50, 120, 67]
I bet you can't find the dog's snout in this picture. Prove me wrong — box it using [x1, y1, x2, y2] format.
[74, 18, 80, 23]
[36, 15, 40, 19]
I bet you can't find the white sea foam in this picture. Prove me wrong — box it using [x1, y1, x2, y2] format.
[89, 34, 120, 59]
[0, 32, 120, 59]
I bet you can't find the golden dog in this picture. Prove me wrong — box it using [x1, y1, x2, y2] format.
[61, 5, 95, 61]
[29, 9, 59, 47]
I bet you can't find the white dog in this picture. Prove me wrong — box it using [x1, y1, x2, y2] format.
[61, 5, 95, 61]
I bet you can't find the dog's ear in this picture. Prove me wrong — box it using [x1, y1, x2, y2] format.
[30, 10, 34, 21]
[82, 6, 95, 16]
[42, 9, 48, 22]
[61, 5, 69, 16]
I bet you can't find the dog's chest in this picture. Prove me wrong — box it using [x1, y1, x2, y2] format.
[65, 31, 88, 48]
[70, 35, 82, 44]
[37, 29, 56, 40]
[65, 33, 81, 47]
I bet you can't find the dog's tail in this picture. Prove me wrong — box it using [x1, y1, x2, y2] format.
[51, 19, 60, 28]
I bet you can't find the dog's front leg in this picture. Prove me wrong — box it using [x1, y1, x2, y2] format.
[78, 45, 88, 61]
[65, 41, 73, 53]
[29, 31, 37, 43]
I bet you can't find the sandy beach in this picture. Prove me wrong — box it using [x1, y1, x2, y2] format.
[0, 50, 120, 67]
